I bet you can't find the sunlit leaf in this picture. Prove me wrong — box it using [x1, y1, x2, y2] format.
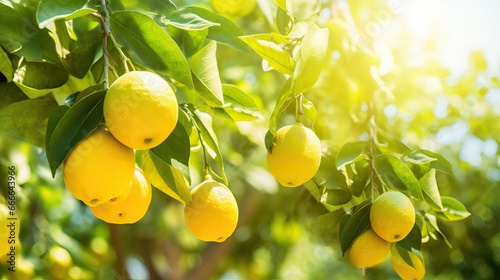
[0, 46, 13, 81]
[183, 29, 209, 58]
[239, 34, 295, 74]
[46, 89, 105, 176]
[340, 202, 371, 256]
[36, 0, 96, 28]
[141, 150, 183, 203]
[436, 196, 471, 222]
[416, 149, 452, 174]
[14, 60, 69, 97]
[336, 141, 368, 169]
[293, 25, 329, 94]
[397, 223, 422, 251]
[222, 84, 262, 121]
[321, 188, 352, 207]
[161, 9, 220, 30]
[419, 169, 443, 210]
[110, 10, 193, 88]
[267, 78, 293, 149]
[375, 154, 423, 199]
[424, 213, 452, 248]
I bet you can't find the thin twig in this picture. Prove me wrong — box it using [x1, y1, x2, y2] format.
[100, 0, 111, 88]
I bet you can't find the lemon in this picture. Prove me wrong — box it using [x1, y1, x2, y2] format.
[62, 126, 135, 206]
[370, 191, 416, 242]
[391, 247, 425, 280]
[103, 71, 178, 150]
[210, 0, 256, 17]
[45, 246, 72, 280]
[348, 228, 390, 268]
[0, 203, 19, 256]
[184, 176, 239, 242]
[90, 167, 152, 224]
[267, 124, 321, 187]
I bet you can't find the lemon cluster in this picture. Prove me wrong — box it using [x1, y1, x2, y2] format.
[347, 192, 425, 279]
[62, 71, 178, 224]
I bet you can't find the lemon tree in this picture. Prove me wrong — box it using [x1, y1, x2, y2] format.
[0, 0, 481, 279]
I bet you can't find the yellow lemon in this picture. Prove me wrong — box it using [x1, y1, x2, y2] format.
[391, 248, 426, 280]
[370, 191, 416, 242]
[348, 228, 390, 268]
[0, 203, 19, 257]
[103, 71, 178, 150]
[44, 246, 72, 280]
[62, 126, 135, 206]
[90, 167, 152, 224]
[210, 0, 256, 17]
[267, 124, 321, 187]
[184, 176, 239, 242]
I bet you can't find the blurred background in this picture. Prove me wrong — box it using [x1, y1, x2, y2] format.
[1, 0, 500, 279]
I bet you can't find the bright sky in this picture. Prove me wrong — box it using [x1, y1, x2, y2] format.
[403, 0, 500, 77]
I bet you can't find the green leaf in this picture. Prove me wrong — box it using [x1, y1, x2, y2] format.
[62, 15, 102, 79]
[268, 77, 293, 135]
[276, 7, 293, 35]
[321, 188, 352, 207]
[222, 84, 262, 121]
[405, 150, 437, 165]
[144, 150, 192, 204]
[392, 243, 423, 270]
[419, 169, 443, 210]
[309, 211, 344, 245]
[336, 142, 368, 169]
[424, 213, 452, 248]
[183, 104, 227, 183]
[149, 122, 191, 184]
[0, 82, 28, 111]
[436, 196, 471, 221]
[46, 89, 106, 176]
[45, 105, 69, 159]
[239, 34, 295, 74]
[176, 6, 249, 53]
[110, 10, 193, 88]
[188, 41, 224, 106]
[416, 149, 452, 174]
[292, 25, 329, 94]
[301, 97, 317, 126]
[0, 46, 13, 81]
[0, 2, 61, 66]
[303, 179, 321, 202]
[340, 202, 371, 256]
[161, 9, 220, 30]
[14, 60, 69, 97]
[397, 223, 422, 251]
[36, 0, 96, 28]
[183, 29, 209, 58]
[375, 154, 423, 199]
[0, 94, 57, 147]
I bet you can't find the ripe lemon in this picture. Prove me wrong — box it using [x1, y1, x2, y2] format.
[184, 176, 239, 242]
[103, 71, 178, 150]
[90, 167, 152, 224]
[267, 124, 321, 187]
[0, 203, 20, 256]
[391, 248, 425, 280]
[370, 192, 416, 242]
[348, 228, 390, 268]
[62, 126, 135, 206]
[210, 0, 256, 17]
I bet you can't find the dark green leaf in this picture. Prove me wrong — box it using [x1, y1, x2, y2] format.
[336, 141, 367, 169]
[420, 169, 443, 210]
[0, 46, 13, 81]
[375, 154, 423, 199]
[0, 2, 61, 66]
[14, 60, 69, 96]
[321, 188, 352, 206]
[309, 211, 344, 245]
[183, 29, 209, 58]
[424, 213, 452, 248]
[0, 82, 28, 111]
[0, 94, 58, 147]
[397, 223, 422, 251]
[340, 202, 371, 256]
[149, 122, 191, 184]
[292, 25, 329, 94]
[46, 89, 106, 176]
[110, 11, 193, 88]
[239, 34, 295, 74]
[436, 196, 471, 221]
[222, 84, 262, 121]
[36, 0, 96, 28]
[45, 105, 69, 160]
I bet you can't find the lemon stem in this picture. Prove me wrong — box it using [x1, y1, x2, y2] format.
[100, 0, 111, 88]
[295, 94, 304, 123]
[368, 94, 379, 201]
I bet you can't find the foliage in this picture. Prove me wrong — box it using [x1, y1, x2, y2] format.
[1, 0, 498, 279]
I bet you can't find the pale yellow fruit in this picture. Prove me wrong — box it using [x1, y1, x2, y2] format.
[11, 258, 35, 280]
[391, 248, 426, 280]
[370, 192, 416, 242]
[45, 246, 72, 280]
[184, 176, 239, 242]
[210, 0, 256, 17]
[90, 167, 152, 224]
[0, 204, 19, 258]
[348, 228, 390, 268]
[103, 71, 178, 150]
[62, 126, 135, 206]
[267, 124, 321, 187]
